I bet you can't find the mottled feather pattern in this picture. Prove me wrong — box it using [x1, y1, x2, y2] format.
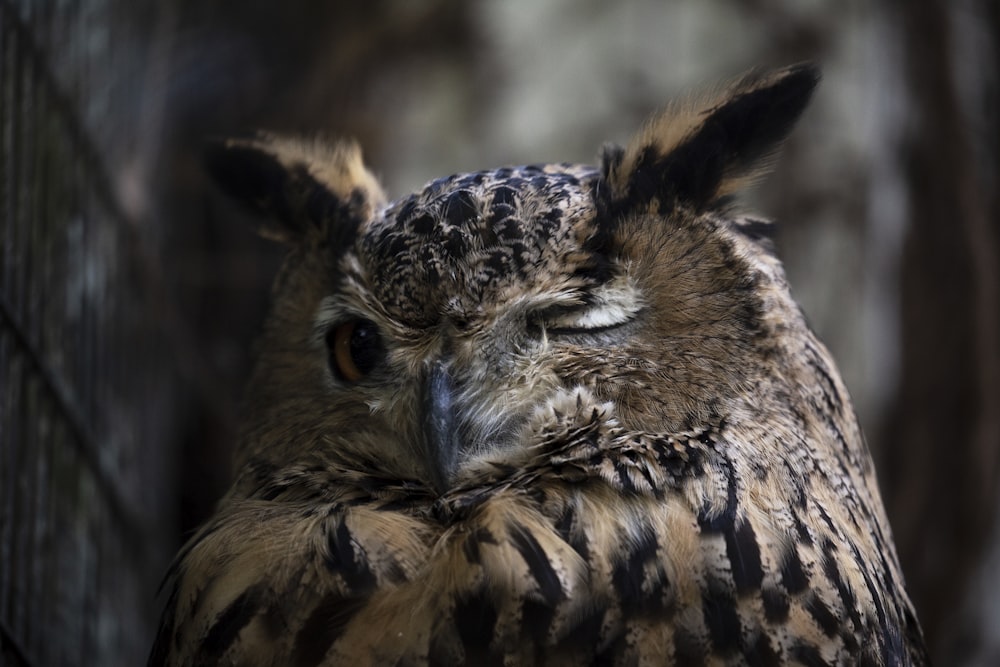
[153, 64, 928, 666]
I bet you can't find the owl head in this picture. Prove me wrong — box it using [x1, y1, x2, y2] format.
[206, 64, 820, 498]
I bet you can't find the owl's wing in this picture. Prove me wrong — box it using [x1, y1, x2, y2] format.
[149, 490, 442, 667]
[417, 394, 928, 666]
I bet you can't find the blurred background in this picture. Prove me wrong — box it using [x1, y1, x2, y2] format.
[0, 0, 996, 664]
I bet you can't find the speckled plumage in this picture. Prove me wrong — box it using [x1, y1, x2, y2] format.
[151, 64, 928, 666]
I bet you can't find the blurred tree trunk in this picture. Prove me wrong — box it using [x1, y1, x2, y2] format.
[878, 0, 1000, 662]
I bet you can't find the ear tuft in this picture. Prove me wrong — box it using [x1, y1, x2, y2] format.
[204, 134, 386, 245]
[604, 63, 820, 216]
[599, 142, 625, 182]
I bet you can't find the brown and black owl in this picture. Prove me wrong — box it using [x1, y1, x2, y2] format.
[150, 63, 928, 666]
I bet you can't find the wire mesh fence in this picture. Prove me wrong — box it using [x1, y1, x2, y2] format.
[0, 1, 175, 664]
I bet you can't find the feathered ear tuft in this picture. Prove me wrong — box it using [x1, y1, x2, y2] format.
[603, 63, 820, 216]
[203, 133, 386, 245]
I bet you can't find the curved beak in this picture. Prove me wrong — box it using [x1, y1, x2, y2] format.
[422, 359, 460, 494]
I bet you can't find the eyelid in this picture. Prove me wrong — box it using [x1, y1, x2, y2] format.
[532, 304, 640, 335]
[543, 321, 630, 336]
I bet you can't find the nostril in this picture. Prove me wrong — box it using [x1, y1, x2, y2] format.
[451, 315, 472, 331]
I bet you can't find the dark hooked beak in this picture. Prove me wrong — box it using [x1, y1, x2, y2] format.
[422, 359, 460, 495]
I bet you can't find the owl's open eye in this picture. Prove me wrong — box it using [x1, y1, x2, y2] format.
[327, 319, 385, 382]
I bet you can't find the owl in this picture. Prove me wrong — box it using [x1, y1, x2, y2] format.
[150, 64, 928, 666]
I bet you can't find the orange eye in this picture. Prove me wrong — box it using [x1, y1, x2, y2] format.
[327, 319, 384, 382]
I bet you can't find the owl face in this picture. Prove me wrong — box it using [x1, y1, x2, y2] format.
[206, 64, 820, 499]
[341, 164, 658, 490]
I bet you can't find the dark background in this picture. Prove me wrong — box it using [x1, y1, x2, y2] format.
[0, 1, 997, 664]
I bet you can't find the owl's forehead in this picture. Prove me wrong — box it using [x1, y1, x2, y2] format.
[353, 163, 604, 325]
